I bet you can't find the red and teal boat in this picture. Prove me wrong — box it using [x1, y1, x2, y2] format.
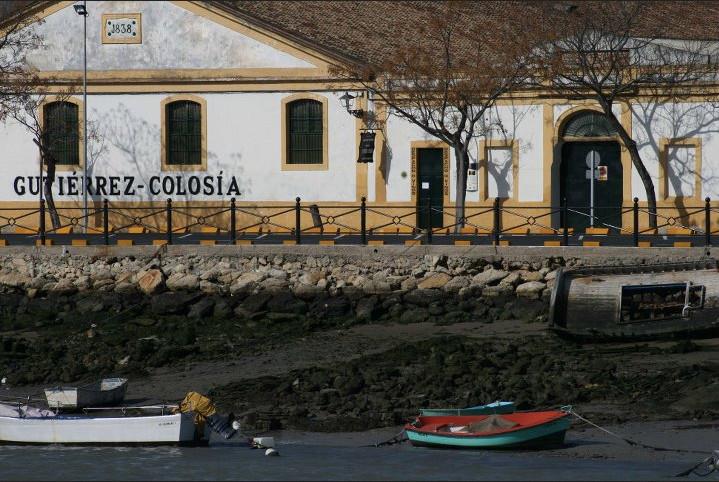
[405, 410, 571, 449]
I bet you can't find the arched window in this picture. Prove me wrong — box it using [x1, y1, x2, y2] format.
[286, 99, 323, 165]
[43, 101, 79, 165]
[562, 111, 617, 138]
[166, 100, 202, 165]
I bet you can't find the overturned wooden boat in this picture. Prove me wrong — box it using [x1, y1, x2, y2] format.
[549, 260, 719, 339]
[405, 411, 571, 449]
[44, 378, 128, 410]
[0, 403, 199, 445]
[420, 401, 515, 416]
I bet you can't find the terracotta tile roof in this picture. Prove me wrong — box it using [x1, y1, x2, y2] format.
[3, 1, 719, 64]
[213, 1, 719, 66]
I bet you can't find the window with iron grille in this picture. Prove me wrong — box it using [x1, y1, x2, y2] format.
[287, 99, 323, 164]
[43, 101, 79, 165]
[166, 100, 201, 165]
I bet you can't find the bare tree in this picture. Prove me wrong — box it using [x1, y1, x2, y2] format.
[333, 3, 541, 232]
[533, 1, 719, 227]
[1, 9, 83, 230]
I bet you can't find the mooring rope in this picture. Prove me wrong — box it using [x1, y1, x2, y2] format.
[366, 429, 407, 447]
[567, 408, 712, 455]
[675, 452, 718, 478]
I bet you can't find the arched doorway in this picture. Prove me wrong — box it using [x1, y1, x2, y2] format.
[559, 111, 623, 232]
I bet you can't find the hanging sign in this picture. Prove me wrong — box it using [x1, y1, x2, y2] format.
[357, 131, 375, 163]
[466, 162, 478, 192]
[598, 165, 608, 181]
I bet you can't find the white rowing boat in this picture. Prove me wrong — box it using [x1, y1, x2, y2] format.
[44, 378, 128, 410]
[0, 403, 200, 445]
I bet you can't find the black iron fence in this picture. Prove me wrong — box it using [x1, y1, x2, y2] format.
[0, 197, 716, 247]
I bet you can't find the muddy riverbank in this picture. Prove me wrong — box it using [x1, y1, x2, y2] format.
[0, 247, 717, 434]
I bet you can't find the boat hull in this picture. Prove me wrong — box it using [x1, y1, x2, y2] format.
[420, 402, 515, 417]
[405, 412, 571, 449]
[45, 378, 128, 410]
[0, 413, 198, 445]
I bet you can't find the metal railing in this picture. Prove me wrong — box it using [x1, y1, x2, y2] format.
[0, 197, 715, 247]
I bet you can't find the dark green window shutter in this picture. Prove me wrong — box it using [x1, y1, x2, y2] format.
[43, 101, 79, 165]
[287, 99, 323, 164]
[167, 100, 201, 165]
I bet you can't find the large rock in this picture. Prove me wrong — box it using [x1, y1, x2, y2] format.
[230, 272, 265, 295]
[293, 284, 326, 300]
[299, 271, 324, 286]
[188, 298, 215, 319]
[403, 288, 443, 306]
[166, 273, 199, 291]
[518, 270, 544, 282]
[355, 296, 379, 321]
[0, 272, 32, 288]
[267, 292, 307, 314]
[499, 271, 522, 287]
[418, 273, 452, 290]
[515, 281, 546, 299]
[471, 269, 508, 287]
[361, 279, 392, 294]
[137, 269, 165, 295]
[442, 276, 470, 292]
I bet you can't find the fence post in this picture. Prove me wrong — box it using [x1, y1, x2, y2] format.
[493, 197, 500, 246]
[633, 197, 639, 247]
[39, 199, 46, 246]
[166, 198, 172, 245]
[426, 197, 432, 245]
[360, 197, 367, 245]
[103, 199, 109, 246]
[562, 197, 568, 246]
[706, 197, 711, 247]
[230, 197, 236, 245]
[295, 197, 301, 244]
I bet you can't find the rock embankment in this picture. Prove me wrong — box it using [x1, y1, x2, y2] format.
[0, 253, 561, 330]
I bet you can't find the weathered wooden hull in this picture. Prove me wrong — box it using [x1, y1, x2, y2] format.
[0, 412, 198, 445]
[420, 401, 515, 416]
[405, 412, 571, 449]
[549, 260, 719, 340]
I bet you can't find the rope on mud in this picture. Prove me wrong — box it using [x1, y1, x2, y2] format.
[675, 452, 719, 478]
[365, 429, 407, 447]
[566, 408, 712, 455]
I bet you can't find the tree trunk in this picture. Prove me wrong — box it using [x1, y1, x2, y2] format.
[35, 140, 61, 230]
[453, 144, 470, 234]
[601, 104, 658, 228]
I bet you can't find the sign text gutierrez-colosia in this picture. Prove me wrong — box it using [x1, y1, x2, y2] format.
[12, 173, 242, 197]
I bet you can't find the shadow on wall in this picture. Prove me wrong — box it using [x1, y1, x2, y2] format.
[633, 100, 719, 230]
[85, 103, 250, 232]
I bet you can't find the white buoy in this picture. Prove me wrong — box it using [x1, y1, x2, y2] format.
[265, 448, 279, 456]
[1, 377, 6, 385]
[232, 420, 241, 431]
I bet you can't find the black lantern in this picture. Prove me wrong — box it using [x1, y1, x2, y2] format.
[340, 91, 364, 118]
[357, 130, 376, 163]
[73, 3, 88, 15]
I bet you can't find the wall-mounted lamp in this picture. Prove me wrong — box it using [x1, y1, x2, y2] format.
[73, 3, 88, 16]
[339, 91, 364, 118]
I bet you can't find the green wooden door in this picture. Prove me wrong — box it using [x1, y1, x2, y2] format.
[560, 141, 623, 232]
[417, 148, 444, 229]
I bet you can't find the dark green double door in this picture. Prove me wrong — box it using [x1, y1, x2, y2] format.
[560, 141, 623, 232]
[417, 148, 444, 230]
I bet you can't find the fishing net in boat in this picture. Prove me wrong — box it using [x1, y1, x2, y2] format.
[466, 415, 519, 433]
